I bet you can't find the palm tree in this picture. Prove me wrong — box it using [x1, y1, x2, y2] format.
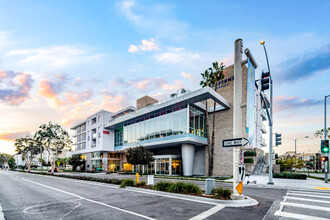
[200, 69, 215, 176]
[314, 127, 330, 139]
[209, 62, 225, 176]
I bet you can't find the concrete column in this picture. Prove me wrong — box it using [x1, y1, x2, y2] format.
[169, 157, 172, 175]
[102, 152, 108, 172]
[182, 143, 195, 176]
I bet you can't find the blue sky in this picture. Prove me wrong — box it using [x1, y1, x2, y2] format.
[0, 0, 329, 155]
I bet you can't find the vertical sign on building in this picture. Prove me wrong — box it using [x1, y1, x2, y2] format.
[246, 58, 255, 145]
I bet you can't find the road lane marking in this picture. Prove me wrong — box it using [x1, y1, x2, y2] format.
[22, 178, 155, 220]
[274, 210, 329, 220]
[287, 192, 330, 199]
[286, 196, 330, 204]
[188, 204, 224, 220]
[21, 172, 221, 206]
[289, 190, 330, 195]
[280, 201, 330, 212]
[312, 187, 330, 190]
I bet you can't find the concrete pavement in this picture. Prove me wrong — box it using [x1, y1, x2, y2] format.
[0, 171, 264, 220]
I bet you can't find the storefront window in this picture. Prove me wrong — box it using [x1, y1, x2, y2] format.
[123, 163, 132, 172]
[108, 160, 120, 172]
[189, 106, 206, 137]
[92, 160, 102, 171]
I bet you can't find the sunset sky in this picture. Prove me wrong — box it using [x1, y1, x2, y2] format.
[0, 0, 329, 155]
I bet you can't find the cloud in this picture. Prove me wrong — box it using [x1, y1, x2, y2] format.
[128, 38, 159, 53]
[101, 90, 131, 112]
[274, 95, 322, 113]
[0, 70, 34, 105]
[5, 45, 104, 69]
[279, 44, 330, 82]
[155, 48, 200, 64]
[0, 131, 32, 141]
[38, 74, 93, 109]
[119, 0, 141, 24]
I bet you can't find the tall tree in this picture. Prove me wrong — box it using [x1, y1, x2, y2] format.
[0, 153, 11, 169]
[35, 122, 72, 174]
[209, 62, 225, 176]
[200, 69, 215, 176]
[14, 137, 41, 172]
[7, 156, 16, 170]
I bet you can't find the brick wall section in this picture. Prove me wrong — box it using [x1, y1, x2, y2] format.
[204, 64, 248, 176]
[136, 96, 158, 109]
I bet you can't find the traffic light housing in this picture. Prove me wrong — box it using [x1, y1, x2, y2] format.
[275, 133, 282, 146]
[261, 71, 270, 91]
[321, 140, 329, 153]
[321, 156, 328, 162]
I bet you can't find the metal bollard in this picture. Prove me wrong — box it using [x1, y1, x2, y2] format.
[205, 179, 215, 195]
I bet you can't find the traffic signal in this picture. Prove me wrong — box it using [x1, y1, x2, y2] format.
[321, 156, 328, 162]
[261, 71, 270, 91]
[275, 133, 282, 146]
[321, 140, 329, 153]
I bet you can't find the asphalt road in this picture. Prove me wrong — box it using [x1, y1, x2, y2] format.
[0, 171, 287, 220]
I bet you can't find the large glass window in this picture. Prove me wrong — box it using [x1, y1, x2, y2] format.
[189, 106, 206, 138]
[121, 103, 188, 145]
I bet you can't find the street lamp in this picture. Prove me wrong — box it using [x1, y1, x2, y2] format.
[324, 95, 330, 183]
[260, 39, 273, 185]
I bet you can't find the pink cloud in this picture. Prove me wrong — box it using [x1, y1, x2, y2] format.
[0, 70, 34, 105]
[274, 95, 322, 113]
[0, 131, 32, 141]
[128, 38, 159, 53]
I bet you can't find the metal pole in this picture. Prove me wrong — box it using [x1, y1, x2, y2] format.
[40, 146, 43, 172]
[325, 96, 328, 183]
[262, 43, 273, 185]
[233, 39, 243, 197]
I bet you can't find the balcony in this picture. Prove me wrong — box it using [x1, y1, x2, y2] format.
[260, 137, 267, 147]
[92, 133, 97, 140]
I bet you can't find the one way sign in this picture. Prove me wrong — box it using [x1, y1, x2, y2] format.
[223, 137, 249, 147]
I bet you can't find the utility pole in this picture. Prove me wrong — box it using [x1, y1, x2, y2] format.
[324, 95, 330, 183]
[233, 39, 243, 198]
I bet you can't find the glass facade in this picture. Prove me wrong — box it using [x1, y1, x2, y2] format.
[114, 103, 188, 147]
[189, 106, 206, 138]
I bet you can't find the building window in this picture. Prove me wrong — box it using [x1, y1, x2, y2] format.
[98, 126, 101, 143]
[189, 106, 206, 137]
[121, 102, 188, 145]
[91, 117, 96, 125]
[81, 124, 86, 132]
[98, 115, 101, 122]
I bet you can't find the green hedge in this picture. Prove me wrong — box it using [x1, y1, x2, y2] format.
[244, 151, 256, 156]
[153, 181, 202, 194]
[244, 158, 254, 163]
[273, 172, 307, 180]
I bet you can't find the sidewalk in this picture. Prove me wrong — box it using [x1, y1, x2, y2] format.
[224, 174, 330, 190]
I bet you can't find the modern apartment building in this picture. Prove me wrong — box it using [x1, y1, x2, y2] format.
[71, 64, 267, 176]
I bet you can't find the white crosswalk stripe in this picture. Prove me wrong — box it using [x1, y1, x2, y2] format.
[274, 189, 330, 219]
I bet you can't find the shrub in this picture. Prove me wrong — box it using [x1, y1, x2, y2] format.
[244, 158, 254, 163]
[153, 181, 173, 191]
[212, 187, 232, 199]
[167, 182, 202, 194]
[135, 181, 146, 187]
[273, 172, 307, 180]
[244, 151, 256, 156]
[120, 179, 135, 188]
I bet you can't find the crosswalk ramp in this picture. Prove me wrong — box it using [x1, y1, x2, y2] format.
[274, 189, 330, 219]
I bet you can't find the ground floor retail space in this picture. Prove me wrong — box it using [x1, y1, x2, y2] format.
[81, 143, 205, 176]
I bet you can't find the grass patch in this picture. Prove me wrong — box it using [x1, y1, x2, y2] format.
[120, 179, 135, 188]
[308, 175, 325, 181]
[273, 172, 307, 180]
[135, 181, 146, 187]
[212, 187, 232, 199]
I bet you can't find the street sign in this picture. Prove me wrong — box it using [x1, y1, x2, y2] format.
[238, 165, 245, 182]
[223, 137, 249, 147]
[236, 182, 243, 195]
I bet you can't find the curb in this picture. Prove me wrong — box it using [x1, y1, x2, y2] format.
[124, 186, 259, 207]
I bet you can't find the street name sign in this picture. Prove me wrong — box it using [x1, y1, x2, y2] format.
[223, 137, 249, 147]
